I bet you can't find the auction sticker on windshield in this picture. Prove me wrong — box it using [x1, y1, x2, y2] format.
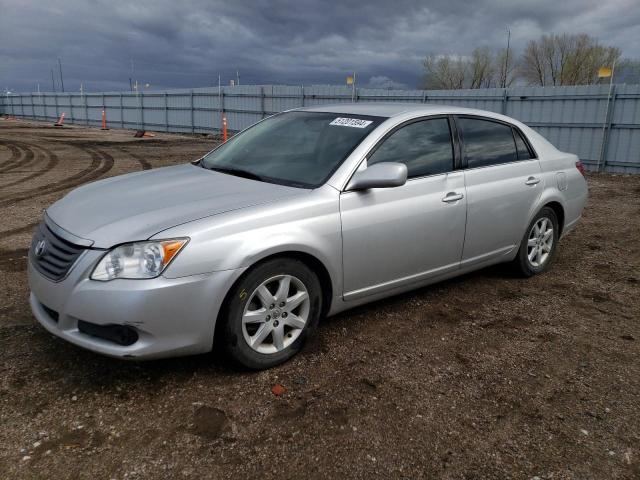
[329, 117, 373, 128]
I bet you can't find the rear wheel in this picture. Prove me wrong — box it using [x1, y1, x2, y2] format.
[221, 258, 322, 369]
[513, 207, 559, 277]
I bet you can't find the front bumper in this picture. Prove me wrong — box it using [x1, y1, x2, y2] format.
[28, 250, 245, 360]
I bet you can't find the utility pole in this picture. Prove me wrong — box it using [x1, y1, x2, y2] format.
[58, 58, 65, 92]
[597, 57, 617, 172]
[502, 28, 511, 88]
[351, 72, 356, 102]
[51, 69, 56, 92]
[130, 59, 135, 92]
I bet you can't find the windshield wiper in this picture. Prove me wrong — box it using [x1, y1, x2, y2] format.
[207, 166, 266, 182]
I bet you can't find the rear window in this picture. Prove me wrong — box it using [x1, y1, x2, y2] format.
[459, 117, 517, 168]
[513, 128, 534, 160]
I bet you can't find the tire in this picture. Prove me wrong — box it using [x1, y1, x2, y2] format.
[512, 207, 559, 277]
[221, 258, 322, 370]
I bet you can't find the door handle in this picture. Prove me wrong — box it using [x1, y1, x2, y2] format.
[525, 176, 541, 186]
[442, 192, 464, 203]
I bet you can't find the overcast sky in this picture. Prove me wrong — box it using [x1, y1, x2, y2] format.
[1, 0, 639, 93]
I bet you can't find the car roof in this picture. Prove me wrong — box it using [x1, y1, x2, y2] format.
[297, 102, 508, 120]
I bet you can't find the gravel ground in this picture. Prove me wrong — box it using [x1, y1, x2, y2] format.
[0, 118, 639, 479]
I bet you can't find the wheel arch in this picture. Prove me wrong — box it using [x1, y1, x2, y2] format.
[542, 200, 565, 236]
[213, 250, 335, 345]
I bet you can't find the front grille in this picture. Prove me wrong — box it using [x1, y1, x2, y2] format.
[30, 222, 87, 281]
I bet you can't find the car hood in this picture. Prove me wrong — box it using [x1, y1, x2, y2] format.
[46, 164, 307, 248]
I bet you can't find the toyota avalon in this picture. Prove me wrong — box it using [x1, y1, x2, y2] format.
[28, 104, 588, 369]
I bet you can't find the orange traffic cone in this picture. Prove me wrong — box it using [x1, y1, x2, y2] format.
[54, 112, 65, 127]
[101, 109, 109, 130]
[222, 115, 228, 142]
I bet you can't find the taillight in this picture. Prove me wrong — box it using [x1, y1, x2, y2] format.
[575, 160, 586, 178]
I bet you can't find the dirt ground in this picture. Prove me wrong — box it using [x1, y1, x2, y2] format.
[0, 118, 638, 480]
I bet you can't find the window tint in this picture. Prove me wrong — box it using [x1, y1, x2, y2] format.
[367, 118, 453, 178]
[513, 128, 534, 160]
[459, 118, 517, 168]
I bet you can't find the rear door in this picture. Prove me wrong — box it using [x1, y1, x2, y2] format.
[456, 116, 542, 266]
[340, 116, 466, 300]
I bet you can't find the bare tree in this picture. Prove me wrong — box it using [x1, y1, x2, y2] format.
[519, 33, 621, 86]
[521, 40, 546, 85]
[423, 49, 495, 90]
[495, 47, 516, 88]
[469, 48, 495, 88]
[422, 33, 625, 89]
[423, 54, 468, 89]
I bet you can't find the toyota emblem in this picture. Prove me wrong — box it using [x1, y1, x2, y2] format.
[34, 239, 47, 258]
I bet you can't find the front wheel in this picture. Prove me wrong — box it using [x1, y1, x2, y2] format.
[221, 258, 322, 369]
[513, 207, 559, 277]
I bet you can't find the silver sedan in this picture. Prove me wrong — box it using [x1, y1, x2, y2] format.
[28, 104, 588, 369]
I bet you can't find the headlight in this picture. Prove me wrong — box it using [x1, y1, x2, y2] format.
[91, 238, 188, 281]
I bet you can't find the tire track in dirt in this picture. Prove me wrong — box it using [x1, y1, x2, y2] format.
[0, 141, 22, 168]
[0, 223, 38, 238]
[0, 143, 60, 189]
[115, 146, 152, 170]
[0, 140, 33, 172]
[0, 248, 29, 272]
[0, 146, 114, 208]
[0, 146, 114, 236]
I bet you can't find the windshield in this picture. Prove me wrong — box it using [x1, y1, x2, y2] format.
[200, 111, 384, 188]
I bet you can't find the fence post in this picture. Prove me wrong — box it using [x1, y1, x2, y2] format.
[31, 93, 35, 119]
[84, 92, 89, 126]
[54, 93, 59, 121]
[139, 91, 144, 130]
[220, 88, 225, 131]
[190, 90, 195, 133]
[119, 93, 124, 129]
[164, 92, 169, 132]
[101, 93, 106, 128]
[501, 88, 508, 115]
[261, 86, 266, 118]
[598, 84, 617, 172]
[300, 85, 304, 108]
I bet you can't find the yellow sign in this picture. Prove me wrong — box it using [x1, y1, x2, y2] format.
[346, 76, 354, 85]
[598, 67, 612, 78]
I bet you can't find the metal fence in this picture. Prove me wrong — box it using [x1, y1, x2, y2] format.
[1, 83, 639, 173]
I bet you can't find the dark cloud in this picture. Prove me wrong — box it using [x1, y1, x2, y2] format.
[1, 0, 638, 93]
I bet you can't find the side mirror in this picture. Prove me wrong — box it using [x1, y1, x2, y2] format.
[346, 162, 408, 191]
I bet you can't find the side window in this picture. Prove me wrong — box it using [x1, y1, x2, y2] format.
[513, 128, 534, 160]
[459, 117, 517, 168]
[367, 118, 454, 178]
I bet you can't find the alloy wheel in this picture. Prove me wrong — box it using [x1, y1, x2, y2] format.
[527, 217, 554, 267]
[241, 275, 310, 354]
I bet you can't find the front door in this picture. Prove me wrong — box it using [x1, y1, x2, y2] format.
[340, 117, 466, 301]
